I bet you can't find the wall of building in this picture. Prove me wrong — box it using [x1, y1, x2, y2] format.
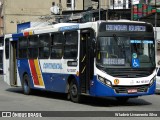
[4, 0, 52, 15]
[100, 0, 110, 10]
[5, 15, 43, 34]
[1, 0, 54, 34]
[84, 0, 92, 10]
[0, 17, 3, 35]
[0, 0, 85, 34]
[0, 0, 3, 35]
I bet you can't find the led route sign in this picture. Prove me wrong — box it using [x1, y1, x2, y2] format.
[106, 25, 146, 32]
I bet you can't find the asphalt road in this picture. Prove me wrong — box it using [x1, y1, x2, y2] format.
[0, 75, 160, 120]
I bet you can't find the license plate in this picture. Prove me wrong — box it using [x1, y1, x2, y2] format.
[127, 89, 137, 94]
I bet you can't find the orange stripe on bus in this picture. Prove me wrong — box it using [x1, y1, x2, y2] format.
[29, 59, 39, 85]
[34, 59, 44, 86]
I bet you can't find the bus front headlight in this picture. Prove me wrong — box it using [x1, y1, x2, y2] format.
[149, 76, 156, 86]
[98, 75, 112, 87]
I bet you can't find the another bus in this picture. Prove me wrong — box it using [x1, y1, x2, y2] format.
[3, 20, 156, 103]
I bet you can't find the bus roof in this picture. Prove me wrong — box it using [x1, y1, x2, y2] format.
[23, 20, 149, 32]
[9, 20, 152, 41]
[22, 21, 97, 35]
[23, 23, 80, 32]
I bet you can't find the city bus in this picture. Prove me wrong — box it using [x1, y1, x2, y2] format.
[3, 20, 156, 103]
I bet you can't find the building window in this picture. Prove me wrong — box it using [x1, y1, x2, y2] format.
[66, 0, 75, 10]
[66, 0, 71, 8]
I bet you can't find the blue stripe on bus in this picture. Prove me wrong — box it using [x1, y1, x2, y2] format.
[12, 33, 23, 40]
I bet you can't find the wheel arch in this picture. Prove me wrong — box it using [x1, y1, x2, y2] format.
[22, 72, 29, 83]
[22, 72, 28, 78]
[22, 72, 33, 89]
[65, 75, 78, 93]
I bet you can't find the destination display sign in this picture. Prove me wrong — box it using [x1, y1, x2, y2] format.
[106, 25, 146, 32]
[99, 22, 153, 32]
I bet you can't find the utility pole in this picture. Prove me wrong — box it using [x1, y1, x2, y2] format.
[113, 0, 115, 19]
[99, 0, 101, 20]
[113, 0, 114, 10]
[155, 0, 157, 41]
[131, 0, 133, 20]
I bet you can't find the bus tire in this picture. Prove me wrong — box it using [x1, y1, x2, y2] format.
[69, 80, 81, 103]
[22, 74, 31, 95]
[116, 97, 129, 104]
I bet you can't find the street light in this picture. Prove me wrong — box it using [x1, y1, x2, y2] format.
[155, 0, 157, 41]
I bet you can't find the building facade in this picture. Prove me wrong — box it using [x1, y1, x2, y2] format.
[0, 0, 110, 35]
[1, 0, 150, 35]
[0, 0, 57, 35]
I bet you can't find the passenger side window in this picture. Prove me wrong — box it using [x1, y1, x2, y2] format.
[51, 33, 64, 59]
[18, 37, 28, 58]
[39, 34, 50, 59]
[28, 35, 38, 59]
[64, 31, 78, 59]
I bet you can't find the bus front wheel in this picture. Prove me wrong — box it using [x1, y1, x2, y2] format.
[22, 74, 32, 95]
[69, 81, 81, 103]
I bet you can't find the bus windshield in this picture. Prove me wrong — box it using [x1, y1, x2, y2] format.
[96, 36, 155, 68]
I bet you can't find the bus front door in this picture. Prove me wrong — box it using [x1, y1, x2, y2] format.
[80, 29, 95, 94]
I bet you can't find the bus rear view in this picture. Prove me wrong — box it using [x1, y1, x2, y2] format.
[94, 21, 156, 102]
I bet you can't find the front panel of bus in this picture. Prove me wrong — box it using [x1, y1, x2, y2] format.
[91, 22, 156, 97]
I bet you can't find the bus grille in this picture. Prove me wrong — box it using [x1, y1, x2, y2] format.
[104, 68, 154, 78]
[113, 85, 149, 94]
